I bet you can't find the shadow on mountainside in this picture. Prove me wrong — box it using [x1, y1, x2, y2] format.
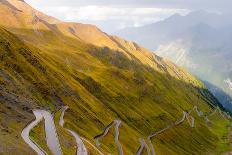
[0, 27, 230, 154]
[204, 81, 232, 114]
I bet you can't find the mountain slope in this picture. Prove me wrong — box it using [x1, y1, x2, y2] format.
[116, 11, 232, 112]
[0, 25, 230, 155]
[0, 1, 231, 155]
[116, 11, 232, 50]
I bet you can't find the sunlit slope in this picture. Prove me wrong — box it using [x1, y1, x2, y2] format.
[0, 0, 59, 28]
[0, 0, 215, 84]
[0, 26, 230, 154]
[0, 0, 231, 154]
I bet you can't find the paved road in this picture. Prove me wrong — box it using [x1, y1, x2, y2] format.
[21, 110, 47, 155]
[81, 137, 104, 155]
[143, 106, 228, 155]
[59, 106, 87, 155]
[94, 121, 115, 147]
[22, 105, 225, 155]
[94, 120, 124, 155]
[148, 111, 187, 155]
[67, 129, 88, 155]
[136, 138, 145, 155]
[190, 116, 195, 127]
[193, 106, 203, 117]
[22, 110, 63, 155]
[136, 138, 150, 155]
[114, 120, 124, 155]
[208, 107, 226, 119]
[42, 110, 63, 155]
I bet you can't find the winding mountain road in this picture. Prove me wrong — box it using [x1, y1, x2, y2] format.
[175, 111, 188, 126]
[145, 106, 228, 155]
[94, 121, 115, 147]
[186, 115, 195, 128]
[22, 105, 227, 155]
[114, 120, 124, 155]
[208, 107, 227, 119]
[42, 110, 63, 155]
[95, 120, 124, 155]
[209, 109, 218, 117]
[205, 107, 223, 124]
[148, 111, 187, 155]
[190, 116, 195, 127]
[194, 106, 204, 117]
[81, 137, 104, 155]
[148, 123, 175, 155]
[59, 106, 88, 155]
[21, 110, 63, 155]
[136, 138, 150, 155]
[21, 110, 47, 155]
[143, 139, 151, 155]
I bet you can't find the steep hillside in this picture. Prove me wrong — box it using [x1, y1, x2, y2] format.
[0, 24, 230, 155]
[116, 11, 232, 112]
[0, 1, 231, 155]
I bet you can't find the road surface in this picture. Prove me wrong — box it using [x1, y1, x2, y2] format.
[136, 138, 150, 155]
[59, 106, 87, 155]
[41, 110, 63, 155]
[94, 120, 124, 155]
[81, 137, 104, 155]
[94, 121, 115, 147]
[21, 110, 47, 155]
[114, 120, 124, 155]
[148, 111, 187, 155]
[22, 110, 63, 155]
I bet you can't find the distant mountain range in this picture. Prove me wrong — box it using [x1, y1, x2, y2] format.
[0, 0, 231, 154]
[117, 10, 232, 111]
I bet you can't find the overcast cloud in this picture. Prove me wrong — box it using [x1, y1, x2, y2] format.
[25, 0, 229, 33]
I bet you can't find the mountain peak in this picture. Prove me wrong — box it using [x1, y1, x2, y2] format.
[0, 0, 60, 27]
[0, 0, 231, 154]
[169, 13, 182, 18]
[186, 10, 220, 18]
[163, 13, 183, 22]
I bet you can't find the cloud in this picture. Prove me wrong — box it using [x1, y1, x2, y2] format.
[24, 1, 189, 32]
[25, 0, 232, 12]
[26, 0, 232, 33]
[24, 0, 231, 34]
[52, 6, 188, 21]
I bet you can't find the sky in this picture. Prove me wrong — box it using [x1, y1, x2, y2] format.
[24, 0, 230, 33]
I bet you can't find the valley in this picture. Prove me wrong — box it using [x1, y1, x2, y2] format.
[0, 0, 231, 155]
[116, 11, 232, 112]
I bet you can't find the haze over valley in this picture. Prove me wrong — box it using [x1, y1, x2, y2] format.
[117, 10, 232, 112]
[0, 0, 232, 155]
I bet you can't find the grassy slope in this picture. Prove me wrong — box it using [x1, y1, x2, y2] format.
[29, 120, 53, 155]
[0, 1, 230, 154]
[0, 26, 230, 155]
[53, 109, 76, 155]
